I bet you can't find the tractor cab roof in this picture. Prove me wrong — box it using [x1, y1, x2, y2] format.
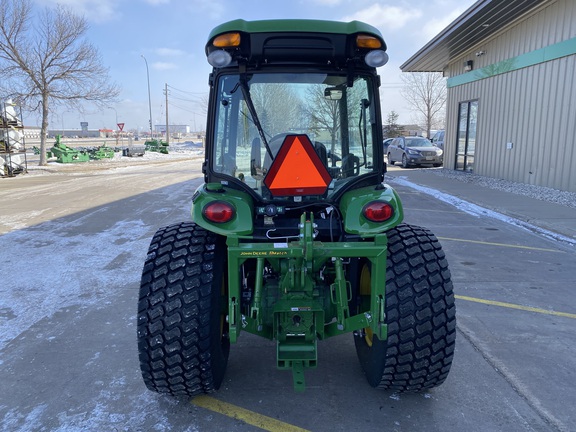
[205, 19, 387, 69]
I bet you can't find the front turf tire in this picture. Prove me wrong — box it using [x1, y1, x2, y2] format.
[137, 222, 229, 396]
[354, 223, 456, 391]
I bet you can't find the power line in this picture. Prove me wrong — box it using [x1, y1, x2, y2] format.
[169, 94, 203, 103]
[168, 101, 203, 114]
[166, 84, 207, 95]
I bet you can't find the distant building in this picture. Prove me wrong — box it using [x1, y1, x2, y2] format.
[46, 128, 113, 138]
[154, 124, 190, 134]
[401, 125, 426, 137]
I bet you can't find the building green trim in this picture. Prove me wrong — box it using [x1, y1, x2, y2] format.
[447, 36, 576, 88]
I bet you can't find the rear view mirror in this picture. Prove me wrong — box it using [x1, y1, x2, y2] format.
[324, 87, 343, 100]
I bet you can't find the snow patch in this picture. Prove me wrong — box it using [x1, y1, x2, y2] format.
[0, 219, 150, 350]
[390, 176, 576, 246]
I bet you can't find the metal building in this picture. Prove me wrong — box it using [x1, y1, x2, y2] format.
[401, 0, 576, 192]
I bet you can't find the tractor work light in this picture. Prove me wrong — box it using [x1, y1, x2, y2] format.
[365, 50, 389, 67]
[207, 32, 241, 67]
[207, 50, 233, 68]
[203, 201, 236, 223]
[362, 201, 394, 222]
[356, 34, 388, 67]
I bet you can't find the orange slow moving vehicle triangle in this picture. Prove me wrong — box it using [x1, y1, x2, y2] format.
[264, 134, 331, 196]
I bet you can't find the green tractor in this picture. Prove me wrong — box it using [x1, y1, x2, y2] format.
[137, 19, 456, 395]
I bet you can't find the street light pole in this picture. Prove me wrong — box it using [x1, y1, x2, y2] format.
[141, 55, 153, 140]
[108, 106, 118, 124]
[108, 106, 119, 145]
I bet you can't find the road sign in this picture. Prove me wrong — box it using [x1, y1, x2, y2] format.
[117, 123, 125, 131]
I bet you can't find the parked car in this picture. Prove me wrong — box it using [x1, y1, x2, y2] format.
[431, 130, 445, 150]
[387, 136, 443, 168]
[383, 137, 393, 155]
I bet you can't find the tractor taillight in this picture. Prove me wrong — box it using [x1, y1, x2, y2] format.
[362, 201, 393, 222]
[203, 201, 235, 223]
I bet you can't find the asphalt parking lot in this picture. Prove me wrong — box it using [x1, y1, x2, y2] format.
[1, 159, 575, 431]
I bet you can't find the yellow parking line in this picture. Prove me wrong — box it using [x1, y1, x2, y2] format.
[192, 395, 311, 432]
[438, 236, 562, 252]
[455, 295, 576, 319]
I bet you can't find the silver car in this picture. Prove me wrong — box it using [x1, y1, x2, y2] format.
[431, 130, 445, 150]
[387, 136, 443, 168]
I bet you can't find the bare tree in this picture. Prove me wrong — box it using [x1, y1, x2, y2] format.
[304, 86, 340, 155]
[303, 85, 362, 157]
[251, 83, 301, 138]
[400, 72, 446, 138]
[0, 0, 120, 165]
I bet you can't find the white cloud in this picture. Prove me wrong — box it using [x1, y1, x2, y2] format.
[308, 0, 342, 5]
[152, 62, 177, 71]
[422, 7, 469, 40]
[185, 0, 225, 19]
[35, 0, 119, 23]
[343, 4, 422, 31]
[155, 48, 186, 57]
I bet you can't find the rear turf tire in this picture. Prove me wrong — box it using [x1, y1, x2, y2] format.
[354, 223, 456, 391]
[137, 222, 229, 396]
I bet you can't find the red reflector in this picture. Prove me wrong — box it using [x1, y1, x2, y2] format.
[363, 201, 393, 222]
[264, 134, 331, 196]
[203, 201, 235, 223]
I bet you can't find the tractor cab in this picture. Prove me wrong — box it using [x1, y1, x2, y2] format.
[203, 19, 389, 205]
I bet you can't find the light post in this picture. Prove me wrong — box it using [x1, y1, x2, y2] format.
[108, 106, 119, 145]
[141, 55, 153, 140]
[60, 110, 69, 139]
[108, 106, 118, 124]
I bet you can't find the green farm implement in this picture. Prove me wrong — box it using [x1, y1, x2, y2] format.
[137, 19, 456, 395]
[47, 135, 89, 163]
[89, 145, 115, 160]
[144, 139, 169, 154]
[46, 136, 115, 162]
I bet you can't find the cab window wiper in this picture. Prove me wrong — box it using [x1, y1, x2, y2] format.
[235, 77, 274, 160]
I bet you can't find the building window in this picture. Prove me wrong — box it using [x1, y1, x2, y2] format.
[455, 100, 477, 172]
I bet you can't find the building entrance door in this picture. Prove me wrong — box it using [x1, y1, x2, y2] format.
[455, 100, 477, 172]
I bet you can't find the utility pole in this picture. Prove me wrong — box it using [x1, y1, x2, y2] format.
[164, 83, 169, 145]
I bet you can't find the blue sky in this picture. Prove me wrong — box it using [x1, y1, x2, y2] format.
[32, 0, 477, 132]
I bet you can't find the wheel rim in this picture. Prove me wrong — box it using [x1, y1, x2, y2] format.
[359, 263, 373, 347]
[402, 155, 407, 167]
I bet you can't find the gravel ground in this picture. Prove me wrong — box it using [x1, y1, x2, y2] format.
[417, 168, 576, 209]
